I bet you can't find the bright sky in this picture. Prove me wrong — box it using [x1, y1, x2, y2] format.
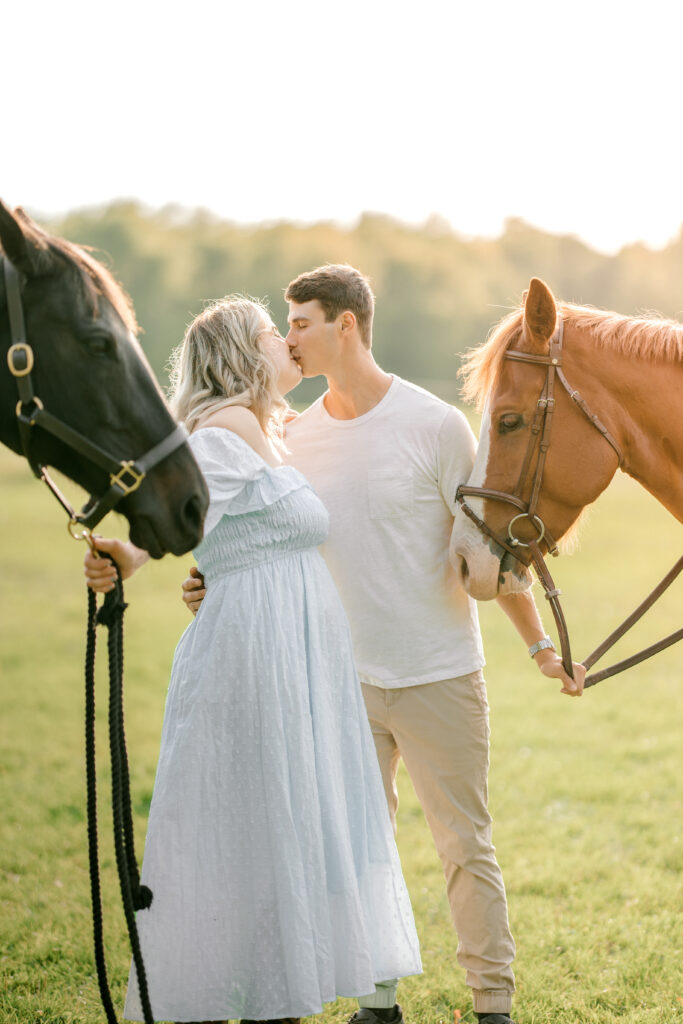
[5, 0, 683, 254]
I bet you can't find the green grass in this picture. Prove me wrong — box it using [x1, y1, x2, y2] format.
[1, 444, 681, 1024]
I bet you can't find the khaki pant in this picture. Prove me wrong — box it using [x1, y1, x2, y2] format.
[361, 671, 515, 1016]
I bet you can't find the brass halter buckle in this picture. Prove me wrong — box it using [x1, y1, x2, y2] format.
[507, 512, 546, 548]
[110, 461, 145, 496]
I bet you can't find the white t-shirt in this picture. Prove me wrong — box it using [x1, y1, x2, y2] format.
[284, 375, 485, 688]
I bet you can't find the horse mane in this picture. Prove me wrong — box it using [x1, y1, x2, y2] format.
[460, 301, 683, 411]
[2, 208, 138, 335]
[459, 308, 524, 411]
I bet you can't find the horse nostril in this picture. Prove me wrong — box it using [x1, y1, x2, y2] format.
[459, 556, 469, 581]
[181, 493, 205, 534]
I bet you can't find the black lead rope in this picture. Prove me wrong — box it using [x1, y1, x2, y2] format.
[85, 570, 155, 1024]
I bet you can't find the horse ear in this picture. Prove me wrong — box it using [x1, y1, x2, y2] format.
[522, 277, 557, 351]
[0, 200, 49, 275]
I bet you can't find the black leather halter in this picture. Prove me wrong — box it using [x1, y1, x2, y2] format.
[455, 316, 683, 685]
[3, 256, 188, 538]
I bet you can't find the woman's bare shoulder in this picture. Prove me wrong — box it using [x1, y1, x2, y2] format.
[195, 406, 275, 462]
[197, 405, 260, 436]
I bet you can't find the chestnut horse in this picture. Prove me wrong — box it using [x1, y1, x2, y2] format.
[450, 278, 682, 680]
[0, 202, 208, 556]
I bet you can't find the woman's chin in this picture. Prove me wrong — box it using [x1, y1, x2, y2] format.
[282, 369, 304, 395]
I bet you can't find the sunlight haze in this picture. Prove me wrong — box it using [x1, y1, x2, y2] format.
[5, 0, 683, 254]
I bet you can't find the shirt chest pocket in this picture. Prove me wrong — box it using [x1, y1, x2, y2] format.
[367, 468, 415, 519]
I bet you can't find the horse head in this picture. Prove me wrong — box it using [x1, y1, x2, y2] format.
[450, 278, 621, 600]
[0, 202, 208, 558]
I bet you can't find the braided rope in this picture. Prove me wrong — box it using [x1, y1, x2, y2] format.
[85, 587, 118, 1024]
[85, 572, 155, 1023]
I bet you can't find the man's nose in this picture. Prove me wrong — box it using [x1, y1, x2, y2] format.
[285, 331, 296, 348]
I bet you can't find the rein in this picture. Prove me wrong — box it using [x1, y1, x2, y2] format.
[456, 317, 683, 686]
[2, 254, 160, 1021]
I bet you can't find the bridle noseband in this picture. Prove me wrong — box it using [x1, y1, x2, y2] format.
[455, 316, 683, 685]
[3, 256, 188, 542]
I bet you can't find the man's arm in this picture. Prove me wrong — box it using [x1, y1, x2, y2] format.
[496, 590, 585, 696]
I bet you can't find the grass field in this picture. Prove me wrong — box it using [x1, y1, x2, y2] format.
[1, 442, 681, 1024]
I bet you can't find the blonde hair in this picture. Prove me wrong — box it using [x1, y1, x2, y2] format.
[168, 295, 288, 441]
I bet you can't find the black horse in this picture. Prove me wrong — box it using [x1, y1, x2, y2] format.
[0, 202, 208, 557]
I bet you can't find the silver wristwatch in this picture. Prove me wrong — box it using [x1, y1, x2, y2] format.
[528, 635, 556, 658]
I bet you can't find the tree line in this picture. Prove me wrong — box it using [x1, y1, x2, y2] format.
[52, 202, 683, 407]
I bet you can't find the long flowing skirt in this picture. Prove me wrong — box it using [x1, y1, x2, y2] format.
[124, 549, 421, 1022]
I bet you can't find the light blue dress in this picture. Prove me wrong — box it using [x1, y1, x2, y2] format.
[124, 427, 421, 1023]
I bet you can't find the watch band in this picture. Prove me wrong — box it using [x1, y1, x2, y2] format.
[528, 635, 556, 658]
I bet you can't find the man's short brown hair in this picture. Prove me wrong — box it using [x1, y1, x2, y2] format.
[285, 264, 375, 347]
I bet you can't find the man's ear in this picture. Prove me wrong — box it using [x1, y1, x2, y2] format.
[339, 310, 356, 334]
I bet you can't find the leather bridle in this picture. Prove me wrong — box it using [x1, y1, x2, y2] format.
[456, 316, 683, 686]
[3, 255, 188, 542]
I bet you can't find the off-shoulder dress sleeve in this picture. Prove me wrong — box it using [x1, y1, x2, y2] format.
[188, 426, 307, 536]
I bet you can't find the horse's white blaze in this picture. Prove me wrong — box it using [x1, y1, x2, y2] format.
[450, 404, 532, 600]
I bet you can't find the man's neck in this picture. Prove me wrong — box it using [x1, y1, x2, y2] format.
[323, 357, 393, 420]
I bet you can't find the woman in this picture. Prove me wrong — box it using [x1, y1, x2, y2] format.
[85, 297, 421, 1024]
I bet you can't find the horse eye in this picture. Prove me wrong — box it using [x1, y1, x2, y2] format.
[498, 413, 524, 434]
[85, 333, 115, 356]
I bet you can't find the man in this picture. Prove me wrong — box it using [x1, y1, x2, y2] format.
[183, 265, 585, 1024]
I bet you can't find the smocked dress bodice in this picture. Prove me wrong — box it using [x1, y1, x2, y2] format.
[190, 427, 329, 579]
